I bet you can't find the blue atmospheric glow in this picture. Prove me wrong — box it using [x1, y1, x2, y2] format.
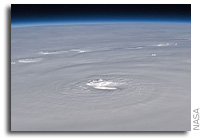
[11, 18, 191, 27]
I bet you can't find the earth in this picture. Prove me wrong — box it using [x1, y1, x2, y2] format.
[11, 22, 191, 131]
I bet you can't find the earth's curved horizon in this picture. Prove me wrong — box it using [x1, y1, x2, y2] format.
[11, 20, 191, 28]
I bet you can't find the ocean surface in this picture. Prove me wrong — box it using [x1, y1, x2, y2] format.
[11, 23, 191, 131]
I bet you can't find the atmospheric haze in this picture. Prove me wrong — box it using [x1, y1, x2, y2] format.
[11, 23, 191, 131]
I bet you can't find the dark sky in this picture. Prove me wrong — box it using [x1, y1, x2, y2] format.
[11, 4, 191, 25]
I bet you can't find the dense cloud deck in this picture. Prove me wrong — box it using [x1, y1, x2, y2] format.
[11, 23, 191, 131]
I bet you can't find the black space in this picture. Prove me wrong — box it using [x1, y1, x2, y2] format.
[11, 4, 191, 24]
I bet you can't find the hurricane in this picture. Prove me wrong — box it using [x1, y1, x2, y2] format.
[11, 23, 191, 131]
